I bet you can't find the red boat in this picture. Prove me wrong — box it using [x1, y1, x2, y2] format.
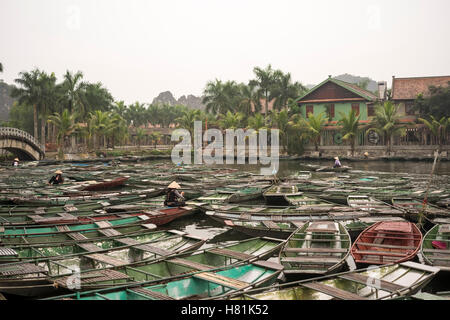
[351, 221, 422, 265]
[82, 177, 129, 191]
[139, 206, 196, 226]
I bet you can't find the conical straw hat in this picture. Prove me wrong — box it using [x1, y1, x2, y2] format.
[55, 170, 63, 174]
[14, 158, 19, 161]
[168, 181, 181, 189]
[334, 157, 339, 160]
[364, 152, 369, 156]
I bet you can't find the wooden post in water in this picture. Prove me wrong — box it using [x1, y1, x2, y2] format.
[419, 149, 440, 229]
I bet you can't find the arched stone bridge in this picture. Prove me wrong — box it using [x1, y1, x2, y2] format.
[0, 127, 45, 160]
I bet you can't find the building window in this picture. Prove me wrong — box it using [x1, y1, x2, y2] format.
[351, 103, 360, 116]
[306, 105, 314, 116]
[329, 104, 335, 118]
[405, 102, 415, 115]
[368, 105, 375, 117]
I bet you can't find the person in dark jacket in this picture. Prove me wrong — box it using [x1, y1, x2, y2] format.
[48, 170, 64, 185]
[164, 181, 185, 207]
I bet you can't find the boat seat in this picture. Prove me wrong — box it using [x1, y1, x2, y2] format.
[95, 221, 113, 228]
[356, 242, 417, 250]
[301, 282, 366, 300]
[169, 258, 211, 271]
[84, 253, 128, 266]
[338, 273, 406, 293]
[209, 248, 254, 260]
[55, 269, 130, 288]
[284, 248, 348, 254]
[0, 247, 18, 256]
[77, 242, 102, 252]
[193, 272, 249, 290]
[56, 225, 71, 232]
[129, 287, 175, 300]
[423, 248, 450, 254]
[281, 256, 341, 264]
[262, 221, 280, 229]
[353, 250, 409, 257]
[0, 263, 47, 276]
[98, 228, 122, 237]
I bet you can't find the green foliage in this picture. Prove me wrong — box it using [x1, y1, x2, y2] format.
[418, 115, 450, 151]
[338, 109, 361, 156]
[2, 102, 34, 134]
[414, 82, 450, 119]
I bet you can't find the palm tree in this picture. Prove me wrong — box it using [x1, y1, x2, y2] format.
[237, 83, 260, 116]
[249, 65, 282, 113]
[149, 132, 162, 148]
[247, 113, 268, 133]
[62, 70, 87, 117]
[38, 71, 59, 146]
[367, 101, 406, 155]
[47, 109, 77, 154]
[175, 109, 202, 138]
[338, 109, 361, 156]
[269, 109, 290, 152]
[300, 112, 327, 151]
[108, 112, 128, 148]
[419, 116, 450, 154]
[203, 80, 240, 115]
[271, 73, 306, 111]
[88, 110, 111, 149]
[11, 69, 43, 140]
[135, 127, 146, 149]
[218, 111, 244, 130]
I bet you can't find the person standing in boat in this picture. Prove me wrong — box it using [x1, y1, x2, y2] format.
[12, 158, 19, 167]
[164, 181, 185, 207]
[333, 156, 342, 168]
[48, 170, 64, 185]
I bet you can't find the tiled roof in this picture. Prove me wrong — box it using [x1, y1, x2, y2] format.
[392, 76, 450, 100]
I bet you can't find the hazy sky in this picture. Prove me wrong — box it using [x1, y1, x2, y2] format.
[1, 0, 449, 104]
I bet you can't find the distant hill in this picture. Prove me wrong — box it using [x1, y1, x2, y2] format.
[152, 91, 205, 110]
[333, 74, 378, 93]
[0, 81, 16, 121]
[306, 74, 380, 93]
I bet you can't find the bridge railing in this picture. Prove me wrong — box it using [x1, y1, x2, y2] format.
[0, 127, 45, 154]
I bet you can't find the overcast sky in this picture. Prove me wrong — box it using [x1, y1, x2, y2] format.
[1, 0, 449, 104]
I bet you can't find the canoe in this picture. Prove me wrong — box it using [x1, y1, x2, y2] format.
[289, 171, 312, 181]
[338, 216, 408, 239]
[46, 236, 285, 292]
[351, 221, 422, 265]
[0, 216, 160, 246]
[279, 221, 351, 277]
[316, 166, 351, 172]
[421, 224, 450, 271]
[0, 230, 206, 297]
[347, 195, 405, 216]
[392, 197, 450, 219]
[284, 194, 336, 208]
[81, 177, 129, 191]
[223, 219, 303, 239]
[45, 260, 284, 300]
[229, 261, 440, 300]
[263, 184, 302, 205]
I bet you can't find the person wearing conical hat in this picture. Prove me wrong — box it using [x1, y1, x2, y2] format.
[333, 156, 342, 168]
[363, 152, 369, 159]
[164, 181, 185, 207]
[12, 158, 19, 167]
[48, 169, 64, 185]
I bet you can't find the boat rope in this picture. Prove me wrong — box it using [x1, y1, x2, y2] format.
[418, 150, 439, 231]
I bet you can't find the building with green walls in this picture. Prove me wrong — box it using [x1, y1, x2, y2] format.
[296, 76, 379, 124]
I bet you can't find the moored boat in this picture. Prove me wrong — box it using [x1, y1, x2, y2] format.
[421, 223, 450, 271]
[351, 221, 422, 265]
[279, 221, 351, 277]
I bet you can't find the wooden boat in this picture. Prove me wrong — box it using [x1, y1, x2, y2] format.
[338, 216, 408, 239]
[279, 221, 351, 277]
[204, 206, 369, 226]
[229, 261, 440, 300]
[421, 224, 450, 271]
[347, 195, 405, 216]
[316, 166, 351, 172]
[284, 194, 336, 208]
[47, 236, 284, 292]
[0, 230, 206, 297]
[392, 197, 450, 219]
[223, 219, 304, 239]
[290, 171, 312, 181]
[263, 184, 302, 205]
[0, 216, 161, 246]
[351, 221, 422, 265]
[0, 228, 199, 263]
[45, 260, 283, 300]
[81, 176, 129, 191]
